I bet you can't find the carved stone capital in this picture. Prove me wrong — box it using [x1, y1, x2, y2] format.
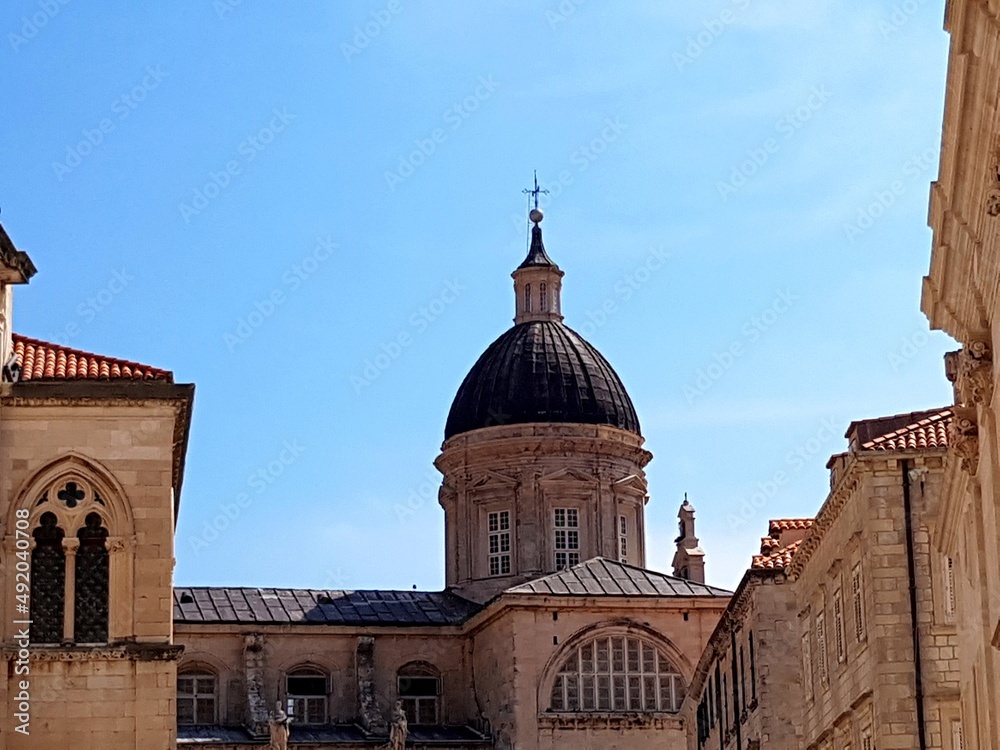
[987, 189, 1000, 218]
[946, 340, 994, 406]
[948, 406, 980, 475]
[106, 536, 127, 553]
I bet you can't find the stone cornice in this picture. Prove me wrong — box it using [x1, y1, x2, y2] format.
[0, 224, 36, 284]
[2, 382, 195, 519]
[436, 423, 651, 473]
[1, 642, 183, 661]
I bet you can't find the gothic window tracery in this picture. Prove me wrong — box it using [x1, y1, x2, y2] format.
[549, 634, 686, 713]
[24, 474, 116, 646]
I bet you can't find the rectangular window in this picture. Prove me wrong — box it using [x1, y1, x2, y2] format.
[399, 676, 440, 725]
[739, 644, 747, 715]
[487, 510, 512, 577]
[554, 508, 580, 569]
[802, 632, 814, 702]
[834, 589, 846, 663]
[748, 631, 757, 703]
[618, 515, 628, 563]
[177, 674, 217, 725]
[713, 665, 722, 730]
[707, 674, 714, 727]
[816, 612, 829, 684]
[287, 674, 327, 725]
[944, 556, 957, 621]
[852, 564, 867, 641]
[722, 672, 729, 733]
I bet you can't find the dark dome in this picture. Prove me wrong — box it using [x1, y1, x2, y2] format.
[445, 321, 641, 440]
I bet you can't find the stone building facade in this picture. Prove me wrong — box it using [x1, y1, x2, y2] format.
[923, 2, 1000, 748]
[686, 410, 962, 750]
[0, 216, 731, 748]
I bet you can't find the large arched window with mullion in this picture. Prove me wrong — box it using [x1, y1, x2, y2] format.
[29, 512, 65, 644]
[549, 634, 686, 713]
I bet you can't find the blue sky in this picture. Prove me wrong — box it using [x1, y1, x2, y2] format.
[1, 0, 953, 592]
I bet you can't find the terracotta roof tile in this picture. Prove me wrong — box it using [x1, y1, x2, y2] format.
[751, 539, 803, 571]
[759, 536, 780, 553]
[768, 518, 814, 535]
[11, 334, 172, 383]
[859, 408, 951, 452]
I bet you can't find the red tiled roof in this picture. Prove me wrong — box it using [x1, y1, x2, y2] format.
[11, 334, 173, 383]
[759, 536, 780, 553]
[768, 518, 813, 535]
[859, 408, 951, 452]
[751, 539, 803, 571]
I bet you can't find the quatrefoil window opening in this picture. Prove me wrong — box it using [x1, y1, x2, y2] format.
[57, 481, 86, 508]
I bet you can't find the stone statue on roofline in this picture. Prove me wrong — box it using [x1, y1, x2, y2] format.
[269, 701, 291, 750]
[386, 700, 408, 750]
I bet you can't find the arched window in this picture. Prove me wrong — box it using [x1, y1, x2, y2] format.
[398, 662, 440, 725]
[524, 284, 532, 313]
[177, 670, 217, 726]
[29, 512, 65, 644]
[549, 634, 686, 713]
[75, 513, 109, 643]
[539, 282, 548, 312]
[16, 464, 129, 648]
[286, 667, 328, 725]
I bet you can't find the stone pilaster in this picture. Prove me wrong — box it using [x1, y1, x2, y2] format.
[243, 633, 269, 736]
[357, 635, 387, 735]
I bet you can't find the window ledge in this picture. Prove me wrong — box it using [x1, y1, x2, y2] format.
[539, 712, 683, 731]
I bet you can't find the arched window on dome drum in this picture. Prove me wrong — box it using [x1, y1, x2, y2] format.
[74, 512, 109, 644]
[524, 283, 532, 313]
[539, 282, 548, 312]
[30, 512, 65, 644]
[549, 635, 685, 713]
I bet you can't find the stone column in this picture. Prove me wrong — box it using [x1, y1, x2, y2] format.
[62, 537, 79, 643]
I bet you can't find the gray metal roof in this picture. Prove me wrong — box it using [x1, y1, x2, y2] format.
[505, 558, 732, 597]
[173, 587, 481, 626]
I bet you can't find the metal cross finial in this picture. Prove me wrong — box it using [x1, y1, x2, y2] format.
[522, 170, 549, 210]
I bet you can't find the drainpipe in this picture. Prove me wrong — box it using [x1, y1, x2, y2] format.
[901, 459, 928, 750]
[730, 620, 742, 750]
